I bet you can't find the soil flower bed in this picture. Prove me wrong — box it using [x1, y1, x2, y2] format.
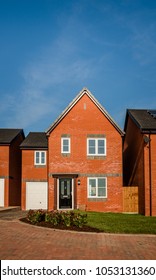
[20, 209, 101, 233]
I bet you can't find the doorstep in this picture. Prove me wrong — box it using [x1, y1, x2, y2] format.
[0, 206, 21, 212]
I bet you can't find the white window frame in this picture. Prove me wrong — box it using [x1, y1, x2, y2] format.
[34, 151, 46, 165]
[88, 177, 107, 198]
[87, 138, 106, 156]
[61, 137, 70, 154]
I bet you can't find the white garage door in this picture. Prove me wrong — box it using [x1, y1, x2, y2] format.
[26, 182, 48, 210]
[0, 178, 4, 207]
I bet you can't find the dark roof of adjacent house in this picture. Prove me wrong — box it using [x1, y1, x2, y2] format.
[20, 132, 48, 149]
[125, 109, 156, 132]
[0, 129, 24, 144]
[45, 87, 124, 136]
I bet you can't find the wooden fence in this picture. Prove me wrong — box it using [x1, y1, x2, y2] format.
[123, 186, 138, 213]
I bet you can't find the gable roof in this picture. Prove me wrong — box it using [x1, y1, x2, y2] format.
[20, 132, 48, 149]
[125, 109, 156, 133]
[46, 88, 124, 136]
[0, 129, 24, 145]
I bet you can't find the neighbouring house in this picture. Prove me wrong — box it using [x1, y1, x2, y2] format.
[21, 88, 124, 212]
[123, 109, 156, 216]
[0, 128, 25, 207]
[20, 132, 48, 210]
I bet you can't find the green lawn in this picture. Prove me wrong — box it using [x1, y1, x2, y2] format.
[81, 211, 156, 234]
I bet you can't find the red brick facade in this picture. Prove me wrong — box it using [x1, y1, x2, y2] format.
[47, 89, 124, 212]
[0, 130, 24, 207]
[123, 110, 156, 216]
[21, 150, 48, 210]
[2, 90, 156, 216]
[20, 88, 124, 212]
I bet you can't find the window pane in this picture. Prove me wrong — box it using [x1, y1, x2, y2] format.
[41, 152, 45, 164]
[61, 181, 64, 195]
[98, 139, 105, 154]
[63, 139, 68, 146]
[89, 139, 95, 154]
[63, 146, 69, 152]
[98, 187, 106, 197]
[63, 139, 69, 152]
[67, 180, 70, 196]
[36, 152, 40, 164]
[89, 178, 96, 196]
[63, 140, 68, 151]
[98, 178, 106, 197]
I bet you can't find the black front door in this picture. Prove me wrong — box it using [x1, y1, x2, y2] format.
[59, 178, 72, 209]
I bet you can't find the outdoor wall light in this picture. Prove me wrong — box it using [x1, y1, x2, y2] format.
[77, 179, 81, 185]
[143, 135, 150, 144]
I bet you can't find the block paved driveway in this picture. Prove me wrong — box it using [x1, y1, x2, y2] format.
[0, 210, 156, 260]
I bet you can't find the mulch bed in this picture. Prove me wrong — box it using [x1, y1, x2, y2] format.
[20, 217, 101, 233]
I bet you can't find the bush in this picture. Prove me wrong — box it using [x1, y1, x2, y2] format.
[27, 210, 87, 228]
[70, 211, 87, 228]
[27, 209, 46, 224]
[45, 211, 61, 226]
[45, 210, 87, 227]
[59, 211, 71, 227]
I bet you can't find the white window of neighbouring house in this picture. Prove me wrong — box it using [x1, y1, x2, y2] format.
[87, 138, 106, 156]
[35, 151, 46, 165]
[61, 138, 70, 154]
[88, 177, 107, 198]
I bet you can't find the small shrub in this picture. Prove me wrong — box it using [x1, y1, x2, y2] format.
[27, 209, 46, 224]
[45, 211, 61, 226]
[27, 210, 87, 228]
[70, 211, 87, 228]
[60, 211, 71, 227]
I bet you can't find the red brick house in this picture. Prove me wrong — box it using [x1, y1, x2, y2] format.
[0, 129, 25, 207]
[21, 88, 124, 212]
[123, 109, 156, 216]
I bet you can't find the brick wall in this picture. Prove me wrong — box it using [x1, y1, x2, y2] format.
[151, 134, 156, 216]
[9, 133, 23, 206]
[21, 150, 47, 210]
[144, 134, 156, 216]
[123, 116, 145, 214]
[48, 94, 123, 212]
[0, 146, 9, 206]
[123, 116, 156, 216]
[0, 133, 24, 207]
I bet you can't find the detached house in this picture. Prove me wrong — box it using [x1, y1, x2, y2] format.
[123, 109, 156, 216]
[0, 129, 25, 207]
[21, 88, 124, 212]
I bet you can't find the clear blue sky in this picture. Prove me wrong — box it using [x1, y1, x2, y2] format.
[0, 0, 156, 135]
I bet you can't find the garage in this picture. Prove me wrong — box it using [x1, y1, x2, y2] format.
[0, 178, 4, 207]
[26, 182, 48, 210]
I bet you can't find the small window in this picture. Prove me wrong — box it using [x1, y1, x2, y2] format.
[61, 138, 70, 154]
[88, 177, 107, 198]
[87, 138, 106, 156]
[35, 151, 46, 165]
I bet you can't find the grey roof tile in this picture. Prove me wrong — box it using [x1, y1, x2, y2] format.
[127, 109, 156, 131]
[20, 132, 48, 149]
[0, 129, 24, 144]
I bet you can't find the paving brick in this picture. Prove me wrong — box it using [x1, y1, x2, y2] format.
[0, 217, 156, 260]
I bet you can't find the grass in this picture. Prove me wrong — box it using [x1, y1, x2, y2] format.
[78, 211, 156, 234]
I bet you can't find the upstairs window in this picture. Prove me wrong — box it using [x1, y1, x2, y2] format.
[61, 137, 70, 154]
[87, 138, 106, 156]
[35, 151, 46, 165]
[88, 177, 107, 198]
